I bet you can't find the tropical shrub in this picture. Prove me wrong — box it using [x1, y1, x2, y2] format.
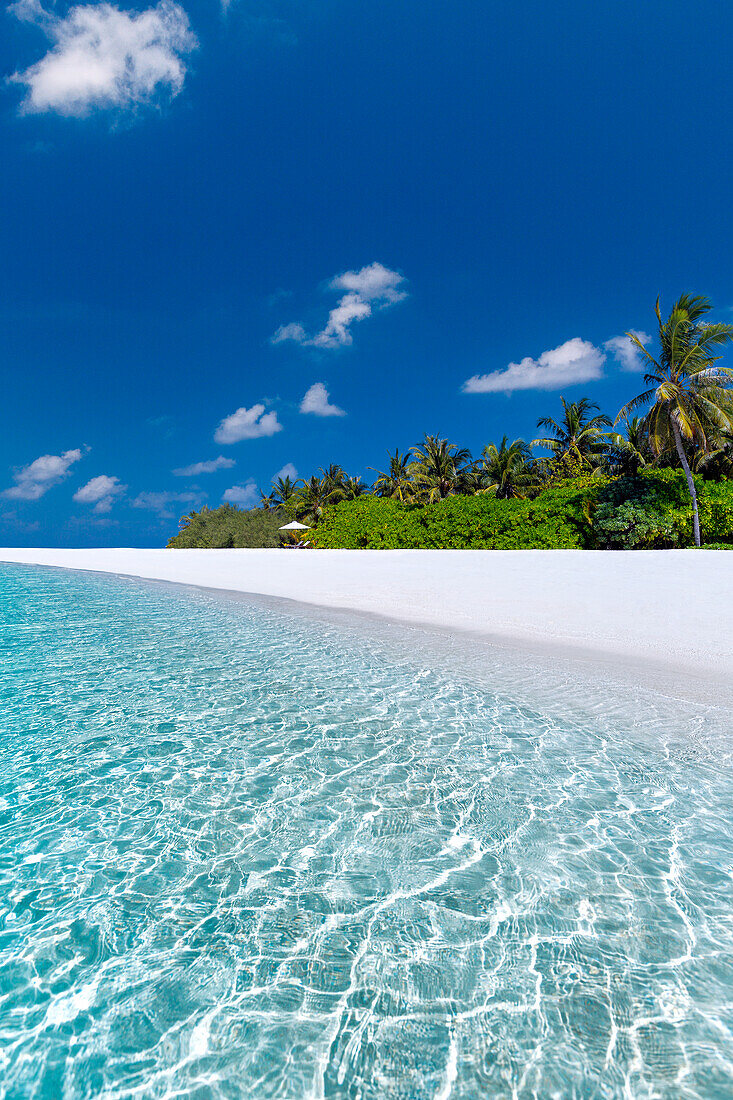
[167, 504, 285, 548]
[312, 478, 603, 549]
[698, 478, 733, 546]
[311, 496, 423, 549]
[167, 472, 733, 550]
[311, 471, 733, 549]
[591, 469, 733, 548]
[589, 466, 730, 547]
[591, 473, 683, 548]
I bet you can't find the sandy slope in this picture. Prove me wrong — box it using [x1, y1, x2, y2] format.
[0, 547, 730, 681]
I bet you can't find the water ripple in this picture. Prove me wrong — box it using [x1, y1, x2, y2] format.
[0, 564, 732, 1098]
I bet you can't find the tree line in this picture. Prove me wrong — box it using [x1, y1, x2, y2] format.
[255, 295, 733, 548]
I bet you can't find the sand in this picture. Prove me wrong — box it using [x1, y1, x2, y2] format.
[0, 547, 730, 682]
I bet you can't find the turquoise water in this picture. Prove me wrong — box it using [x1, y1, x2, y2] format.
[1, 564, 732, 1099]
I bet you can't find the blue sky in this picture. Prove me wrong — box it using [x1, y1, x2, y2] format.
[1, 0, 732, 546]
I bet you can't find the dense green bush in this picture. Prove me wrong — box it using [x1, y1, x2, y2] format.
[592, 469, 733, 548]
[167, 504, 285, 548]
[699, 478, 733, 546]
[167, 473, 733, 550]
[309, 496, 424, 548]
[591, 472, 684, 548]
[312, 477, 602, 549]
[311, 471, 733, 549]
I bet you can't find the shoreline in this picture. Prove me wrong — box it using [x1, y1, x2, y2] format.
[1, 548, 731, 697]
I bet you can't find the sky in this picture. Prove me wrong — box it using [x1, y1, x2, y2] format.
[1, 0, 732, 547]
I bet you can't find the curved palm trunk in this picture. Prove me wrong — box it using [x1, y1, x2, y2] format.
[672, 421, 701, 547]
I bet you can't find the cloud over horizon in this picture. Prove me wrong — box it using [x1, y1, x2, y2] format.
[11, 0, 197, 116]
[272, 262, 407, 349]
[2, 448, 83, 500]
[222, 480, 259, 507]
[173, 455, 235, 476]
[131, 489, 201, 519]
[214, 404, 282, 444]
[73, 473, 126, 512]
[463, 338, 606, 395]
[273, 463, 297, 482]
[299, 382, 346, 417]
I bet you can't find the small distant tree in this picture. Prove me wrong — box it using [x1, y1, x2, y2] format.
[372, 449, 413, 501]
[605, 416, 652, 476]
[271, 475, 297, 506]
[409, 435, 472, 502]
[292, 476, 335, 523]
[532, 398, 611, 472]
[477, 437, 534, 499]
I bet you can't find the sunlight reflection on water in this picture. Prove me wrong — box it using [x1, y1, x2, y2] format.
[0, 563, 732, 1098]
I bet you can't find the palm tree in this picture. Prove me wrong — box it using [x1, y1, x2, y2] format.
[341, 475, 367, 500]
[695, 429, 733, 480]
[271, 475, 297, 507]
[477, 436, 534, 498]
[409, 435, 472, 503]
[371, 449, 413, 501]
[616, 294, 733, 546]
[292, 476, 333, 523]
[259, 489, 276, 510]
[532, 398, 611, 471]
[320, 464, 345, 489]
[605, 416, 652, 476]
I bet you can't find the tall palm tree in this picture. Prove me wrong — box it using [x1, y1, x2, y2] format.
[477, 436, 534, 498]
[371, 449, 413, 501]
[532, 398, 611, 470]
[616, 294, 733, 546]
[409, 435, 472, 503]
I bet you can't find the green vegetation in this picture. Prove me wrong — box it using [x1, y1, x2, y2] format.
[617, 294, 733, 545]
[312, 478, 599, 549]
[167, 504, 285, 548]
[168, 294, 733, 550]
[312, 470, 733, 550]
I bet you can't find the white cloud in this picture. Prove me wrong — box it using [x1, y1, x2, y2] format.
[463, 338, 606, 395]
[131, 490, 200, 519]
[299, 382, 346, 417]
[3, 448, 83, 500]
[9, 0, 50, 25]
[214, 404, 282, 445]
[11, 0, 197, 117]
[172, 455, 235, 476]
[330, 262, 408, 305]
[222, 480, 259, 507]
[272, 262, 407, 349]
[271, 322, 307, 345]
[604, 331, 652, 372]
[310, 293, 372, 349]
[273, 463, 297, 482]
[73, 473, 126, 513]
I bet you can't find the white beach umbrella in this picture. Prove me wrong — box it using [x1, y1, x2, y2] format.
[278, 521, 312, 531]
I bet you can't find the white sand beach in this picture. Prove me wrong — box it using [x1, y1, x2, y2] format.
[0, 547, 730, 682]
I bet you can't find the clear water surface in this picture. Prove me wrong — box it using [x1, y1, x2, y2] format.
[0, 563, 732, 1099]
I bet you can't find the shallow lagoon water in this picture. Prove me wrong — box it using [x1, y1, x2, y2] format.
[0, 563, 732, 1099]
